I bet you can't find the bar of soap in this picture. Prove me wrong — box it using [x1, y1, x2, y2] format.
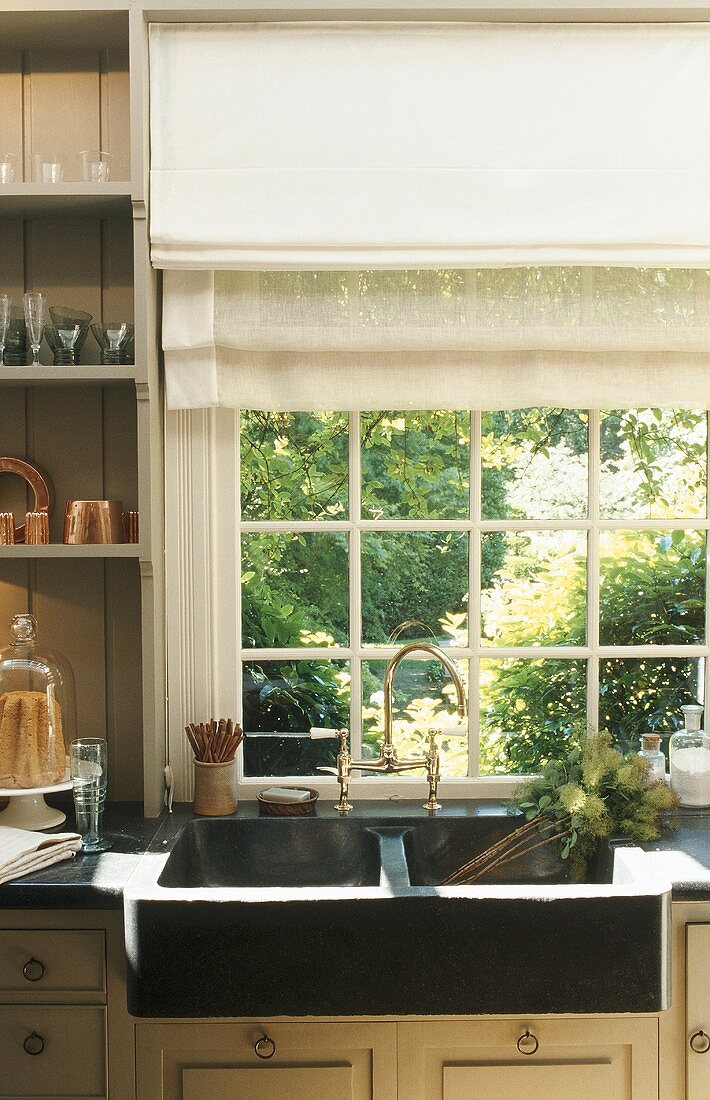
[260, 787, 311, 804]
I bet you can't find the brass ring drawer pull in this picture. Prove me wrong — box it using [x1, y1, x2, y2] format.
[22, 957, 45, 982]
[690, 1029, 710, 1054]
[23, 1031, 45, 1056]
[254, 1034, 276, 1059]
[517, 1029, 539, 1056]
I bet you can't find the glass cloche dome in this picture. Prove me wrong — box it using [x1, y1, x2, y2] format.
[0, 614, 76, 789]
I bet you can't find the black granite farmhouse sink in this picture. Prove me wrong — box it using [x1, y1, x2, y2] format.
[159, 818, 382, 888]
[124, 802, 671, 1018]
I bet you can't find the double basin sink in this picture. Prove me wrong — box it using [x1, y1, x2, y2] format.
[124, 806, 671, 1018]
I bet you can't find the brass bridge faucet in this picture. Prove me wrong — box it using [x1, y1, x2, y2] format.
[313, 642, 467, 813]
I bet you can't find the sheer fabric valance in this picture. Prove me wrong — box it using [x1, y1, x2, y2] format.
[163, 268, 710, 410]
[149, 21, 710, 270]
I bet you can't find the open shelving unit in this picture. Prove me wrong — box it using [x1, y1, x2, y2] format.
[0, 2, 165, 814]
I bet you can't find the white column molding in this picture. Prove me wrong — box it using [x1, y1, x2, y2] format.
[165, 406, 239, 800]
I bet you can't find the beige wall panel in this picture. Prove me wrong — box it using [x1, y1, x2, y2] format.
[0, 387, 30, 521]
[101, 45, 130, 181]
[102, 216, 135, 328]
[33, 560, 107, 742]
[26, 49, 101, 183]
[0, 219, 25, 299]
[103, 384, 138, 508]
[31, 386, 104, 541]
[25, 217, 102, 365]
[0, 51, 23, 174]
[105, 558, 143, 801]
[0, 563, 30, 635]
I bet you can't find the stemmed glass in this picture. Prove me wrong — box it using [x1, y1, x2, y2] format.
[23, 293, 45, 366]
[0, 295, 11, 367]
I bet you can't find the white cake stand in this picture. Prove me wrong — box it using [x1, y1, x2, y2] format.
[0, 767, 71, 830]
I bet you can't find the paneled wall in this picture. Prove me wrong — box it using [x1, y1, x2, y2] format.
[0, 559, 143, 801]
[0, 46, 130, 182]
[0, 215, 133, 364]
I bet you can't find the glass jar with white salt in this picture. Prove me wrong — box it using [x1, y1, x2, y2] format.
[670, 704, 710, 808]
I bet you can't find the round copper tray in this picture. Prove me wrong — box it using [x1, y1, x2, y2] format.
[0, 457, 51, 543]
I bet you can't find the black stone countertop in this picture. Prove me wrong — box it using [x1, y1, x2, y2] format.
[1, 798, 710, 908]
[0, 800, 165, 909]
[638, 806, 710, 901]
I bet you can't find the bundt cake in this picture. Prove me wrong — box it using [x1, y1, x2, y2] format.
[0, 690, 66, 789]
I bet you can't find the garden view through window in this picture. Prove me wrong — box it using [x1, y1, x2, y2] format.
[240, 408, 708, 780]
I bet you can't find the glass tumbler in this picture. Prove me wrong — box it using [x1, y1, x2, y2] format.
[80, 150, 112, 183]
[32, 153, 63, 183]
[0, 153, 18, 184]
[70, 738, 111, 851]
[0, 295, 11, 365]
[3, 311, 27, 365]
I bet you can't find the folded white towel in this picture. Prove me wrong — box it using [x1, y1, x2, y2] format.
[0, 826, 82, 885]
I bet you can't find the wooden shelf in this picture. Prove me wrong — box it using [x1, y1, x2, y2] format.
[0, 8, 128, 51]
[0, 184, 133, 218]
[0, 365, 143, 385]
[0, 544, 143, 559]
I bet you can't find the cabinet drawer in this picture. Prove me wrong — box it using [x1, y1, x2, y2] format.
[0, 930, 105, 1002]
[0, 1005, 106, 1097]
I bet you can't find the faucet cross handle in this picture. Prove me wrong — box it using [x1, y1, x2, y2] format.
[310, 726, 350, 753]
[311, 727, 352, 813]
[424, 727, 443, 813]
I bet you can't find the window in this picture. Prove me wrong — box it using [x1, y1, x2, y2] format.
[238, 406, 708, 784]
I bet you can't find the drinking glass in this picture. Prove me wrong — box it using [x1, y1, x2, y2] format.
[3, 311, 27, 365]
[80, 150, 112, 183]
[47, 306, 92, 366]
[0, 296, 11, 366]
[0, 153, 18, 184]
[70, 738, 111, 852]
[32, 153, 63, 183]
[23, 293, 45, 366]
[91, 321, 134, 365]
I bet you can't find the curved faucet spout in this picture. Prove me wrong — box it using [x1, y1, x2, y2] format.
[382, 641, 467, 757]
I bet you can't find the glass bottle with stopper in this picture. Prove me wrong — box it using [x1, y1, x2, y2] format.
[639, 733, 666, 783]
[670, 704, 710, 808]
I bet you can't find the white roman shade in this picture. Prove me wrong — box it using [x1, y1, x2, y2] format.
[163, 268, 710, 410]
[151, 21, 710, 410]
[150, 21, 710, 269]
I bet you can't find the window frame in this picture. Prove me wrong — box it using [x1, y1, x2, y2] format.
[236, 407, 710, 798]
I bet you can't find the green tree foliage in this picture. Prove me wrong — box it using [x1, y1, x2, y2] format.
[240, 406, 707, 776]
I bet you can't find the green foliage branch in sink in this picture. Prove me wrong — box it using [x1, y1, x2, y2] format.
[511, 729, 680, 879]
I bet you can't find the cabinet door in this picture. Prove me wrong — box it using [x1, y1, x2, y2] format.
[136, 1020, 397, 1100]
[687, 924, 710, 1100]
[399, 1018, 658, 1100]
[0, 1005, 106, 1098]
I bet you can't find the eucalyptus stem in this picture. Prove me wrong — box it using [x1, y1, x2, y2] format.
[442, 812, 572, 887]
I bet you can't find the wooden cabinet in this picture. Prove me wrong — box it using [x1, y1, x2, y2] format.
[0, 2, 165, 819]
[135, 1017, 659, 1100]
[398, 1018, 659, 1100]
[0, 925, 108, 1098]
[136, 1021, 398, 1100]
[0, 910, 133, 1100]
[686, 924, 710, 1100]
